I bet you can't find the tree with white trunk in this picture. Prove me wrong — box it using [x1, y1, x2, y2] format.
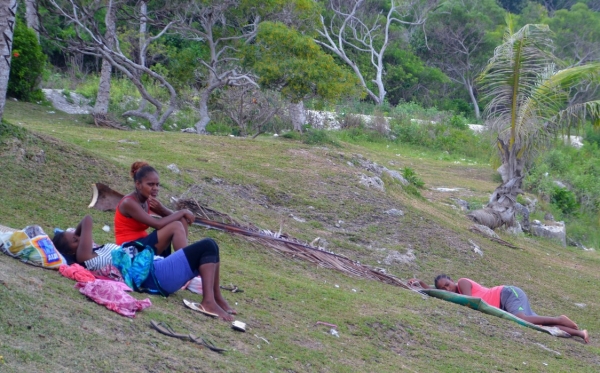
[315, 0, 437, 105]
[93, 0, 116, 119]
[0, 0, 18, 123]
[174, 0, 259, 133]
[25, 0, 39, 40]
[45, 0, 178, 130]
[417, 0, 504, 120]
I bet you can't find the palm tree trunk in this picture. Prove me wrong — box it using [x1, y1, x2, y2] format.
[0, 0, 18, 123]
[468, 142, 524, 230]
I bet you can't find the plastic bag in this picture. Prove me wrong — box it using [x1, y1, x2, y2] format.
[0, 226, 67, 269]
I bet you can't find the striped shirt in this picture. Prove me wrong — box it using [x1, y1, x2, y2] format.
[83, 244, 137, 271]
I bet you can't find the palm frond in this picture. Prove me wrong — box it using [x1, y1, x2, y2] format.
[479, 23, 555, 143]
[552, 100, 600, 128]
[176, 198, 415, 291]
[479, 21, 600, 171]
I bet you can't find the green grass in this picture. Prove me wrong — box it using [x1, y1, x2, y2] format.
[1, 100, 599, 372]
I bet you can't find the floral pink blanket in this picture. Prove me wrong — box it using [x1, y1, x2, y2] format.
[75, 280, 152, 318]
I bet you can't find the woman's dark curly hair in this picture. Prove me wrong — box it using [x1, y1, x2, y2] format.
[434, 274, 452, 289]
[130, 161, 157, 182]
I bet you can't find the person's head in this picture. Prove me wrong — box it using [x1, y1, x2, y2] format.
[434, 274, 457, 292]
[52, 230, 79, 257]
[130, 161, 159, 199]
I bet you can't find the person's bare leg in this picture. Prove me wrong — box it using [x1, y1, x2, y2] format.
[213, 263, 237, 315]
[199, 263, 233, 321]
[516, 314, 578, 329]
[559, 315, 578, 329]
[551, 325, 589, 343]
[154, 221, 187, 254]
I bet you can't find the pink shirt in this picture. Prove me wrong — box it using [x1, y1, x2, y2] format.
[457, 278, 503, 308]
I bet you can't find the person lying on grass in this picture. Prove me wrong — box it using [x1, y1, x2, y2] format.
[53, 215, 236, 321]
[408, 274, 589, 343]
[114, 161, 195, 256]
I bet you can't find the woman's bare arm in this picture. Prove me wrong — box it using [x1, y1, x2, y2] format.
[147, 197, 173, 217]
[75, 215, 96, 263]
[457, 279, 472, 295]
[407, 279, 431, 289]
[119, 198, 194, 229]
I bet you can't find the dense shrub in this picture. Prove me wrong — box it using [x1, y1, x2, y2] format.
[551, 186, 579, 216]
[8, 21, 46, 102]
[389, 120, 489, 160]
[525, 143, 600, 246]
[302, 129, 339, 147]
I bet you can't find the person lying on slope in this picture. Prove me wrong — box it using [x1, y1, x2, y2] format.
[53, 215, 236, 321]
[408, 274, 589, 343]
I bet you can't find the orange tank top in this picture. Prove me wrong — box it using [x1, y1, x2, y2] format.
[457, 278, 503, 308]
[114, 195, 150, 245]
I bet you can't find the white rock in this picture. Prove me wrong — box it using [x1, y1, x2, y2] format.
[385, 208, 404, 216]
[563, 135, 583, 149]
[468, 124, 486, 133]
[359, 174, 385, 192]
[167, 163, 180, 174]
[531, 220, 566, 247]
[431, 187, 463, 192]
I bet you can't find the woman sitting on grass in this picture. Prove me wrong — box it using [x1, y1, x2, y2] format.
[114, 161, 195, 255]
[408, 275, 589, 343]
[53, 215, 236, 321]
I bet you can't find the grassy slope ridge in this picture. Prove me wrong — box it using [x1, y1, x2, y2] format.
[1, 101, 599, 373]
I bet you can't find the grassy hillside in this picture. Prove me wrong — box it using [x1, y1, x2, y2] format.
[1, 100, 599, 372]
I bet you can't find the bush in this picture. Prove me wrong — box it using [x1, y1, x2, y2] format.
[389, 120, 489, 160]
[303, 129, 339, 147]
[8, 21, 46, 102]
[205, 121, 234, 136]
[551, 187, 579, 216]
[402, 167, 425, 188]
[449, 115, 468, 130]
[281, 131, 302, 140]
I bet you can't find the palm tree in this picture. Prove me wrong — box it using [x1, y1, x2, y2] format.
[467, 20, 600, 230]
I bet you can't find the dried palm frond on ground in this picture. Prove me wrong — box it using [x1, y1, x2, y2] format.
[176, 198, 413, 291]
[93, 114, 128, 130]
[468, 224, 521, 250]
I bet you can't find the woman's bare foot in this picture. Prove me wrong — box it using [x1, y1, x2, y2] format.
[582, 329, 589, 344]
[216, 294, 237, 315]
[201, 300, 234, 321]
[559, 315, 578, 330]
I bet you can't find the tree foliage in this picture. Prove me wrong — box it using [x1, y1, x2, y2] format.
[8, 20, 46, 102]
[249, 21, 361, 103]
[479, 20, 600, 178]
[418, 0, 504, 119]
